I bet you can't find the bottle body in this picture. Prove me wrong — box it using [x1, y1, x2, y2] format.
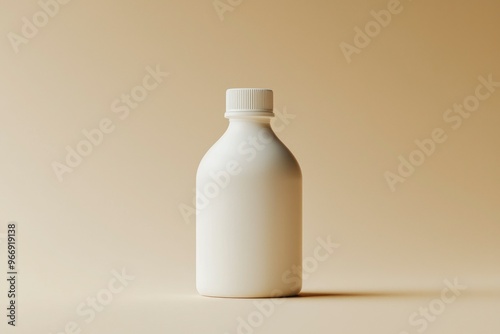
[196, 116, 302, 298]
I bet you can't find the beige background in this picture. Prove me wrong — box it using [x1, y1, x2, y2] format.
[1, 0, 499, 333]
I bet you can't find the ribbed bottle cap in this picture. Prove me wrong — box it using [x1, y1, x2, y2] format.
[225, 88, 274, 117]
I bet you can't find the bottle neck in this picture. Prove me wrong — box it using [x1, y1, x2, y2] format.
[226, 116, 272, 130]
[224, 117, 277, 145]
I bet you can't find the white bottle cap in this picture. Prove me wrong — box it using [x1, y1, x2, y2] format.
[225, 88, 274, 117]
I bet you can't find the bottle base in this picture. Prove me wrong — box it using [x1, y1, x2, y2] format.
[196, 286, 302, 299]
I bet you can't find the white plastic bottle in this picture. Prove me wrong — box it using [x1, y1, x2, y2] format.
[196, 88, 302, 298]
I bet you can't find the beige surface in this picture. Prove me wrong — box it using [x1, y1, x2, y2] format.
[0, 0, 499, 333]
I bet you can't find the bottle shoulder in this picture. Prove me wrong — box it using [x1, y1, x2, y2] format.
[197, 128, 301, 177]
